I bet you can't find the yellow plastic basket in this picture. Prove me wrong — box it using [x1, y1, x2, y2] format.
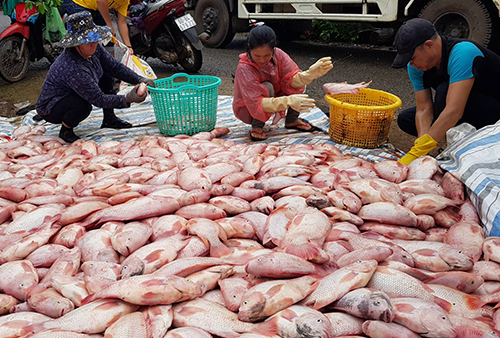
[325, 88, 402, 148]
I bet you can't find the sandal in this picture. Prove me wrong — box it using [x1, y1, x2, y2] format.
[285, 118, 317, 132]
[249, 128, 267, 141]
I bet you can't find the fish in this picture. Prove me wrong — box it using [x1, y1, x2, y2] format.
[82, 274, 203, 305]
[172, 298, 278, 337]
[391, 297, 455, 338]
[238, 275, 318, 322]
[332, 287, 394, 322]
[301, 260, 378, 310]
[268, 305, 334, 338]
[362, 320, 421, 338]
[245, 252, 332, 278]
[23, 299, 138, 334]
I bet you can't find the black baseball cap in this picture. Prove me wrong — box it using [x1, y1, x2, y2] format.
[392, 18, 437, 68]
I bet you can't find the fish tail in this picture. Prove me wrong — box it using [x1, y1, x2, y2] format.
[465, 295, 486, 310]
[255, 316, 279, 336]
[285, 243, 320, 261]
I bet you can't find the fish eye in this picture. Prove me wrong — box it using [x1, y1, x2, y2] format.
[441, 316, 447, 320]
[471, 281, 474, 284]
[232, 295, 237, 298]
[316, 319, 322, 323]
[243, 301, 248, 305]
[452, 303, 456, 306]
[373, 301, 380, 306]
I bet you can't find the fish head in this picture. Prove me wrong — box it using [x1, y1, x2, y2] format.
[390, 247, 415, 267]
[365, 292, 394, 322]
[456, 274, 484, 294]
[120, 257, 145, 279]
[238, 292, 266, 322]
[439, 247, 474, 271]
[295, 312, 334, 338]
[420, 308, 455, 338]
[350, 259, 379, 274]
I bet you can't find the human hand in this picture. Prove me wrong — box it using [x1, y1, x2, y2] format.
[140, 78, 156, 88]
[398, 134, 438, 164]
[125, 85, 147, 104]
[308, 56, 333, 79]
[287, 94, 315, 113]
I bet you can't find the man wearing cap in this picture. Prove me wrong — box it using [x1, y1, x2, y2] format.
[392, 18, 500, 164]
[36, 11, 155, 143]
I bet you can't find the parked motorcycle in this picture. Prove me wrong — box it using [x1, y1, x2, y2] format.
[128, 0, 205, 72]
[0, 3, 63, 82]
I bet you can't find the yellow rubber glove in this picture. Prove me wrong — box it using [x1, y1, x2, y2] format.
[292, 57, 333, 87]
[398, 134, 438, 165]
[261, 94, 315, 113]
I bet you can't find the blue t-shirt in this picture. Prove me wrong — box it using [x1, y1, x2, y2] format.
[408, 41, 484, 91]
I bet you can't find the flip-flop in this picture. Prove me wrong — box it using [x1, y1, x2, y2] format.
[249, 129, 267, 141]
[285, 118, 317, 132]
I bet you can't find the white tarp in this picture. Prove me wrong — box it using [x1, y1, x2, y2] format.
[438, 121, 500, 236]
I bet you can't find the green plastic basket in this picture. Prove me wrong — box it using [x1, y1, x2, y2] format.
[148, 73, 221, 136]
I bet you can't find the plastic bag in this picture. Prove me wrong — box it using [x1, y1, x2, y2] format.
[113, 38, 157, 92]
[45, 7, 66, 43]
[446, 122, 477, 145]
[3, 0, 21, 16]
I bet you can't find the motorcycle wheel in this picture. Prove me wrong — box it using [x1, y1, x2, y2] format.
[179, 37, 203, 73]
[0, 35, 30, 83]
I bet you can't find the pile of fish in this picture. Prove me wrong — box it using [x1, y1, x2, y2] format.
[1, 125, 499, 338]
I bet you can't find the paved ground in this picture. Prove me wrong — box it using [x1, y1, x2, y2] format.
[0, 11, 427, 152]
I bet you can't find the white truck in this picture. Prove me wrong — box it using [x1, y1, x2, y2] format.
[188, 0, 500, 50]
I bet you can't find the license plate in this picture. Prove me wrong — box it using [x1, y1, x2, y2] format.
[175, 14, 196, 31]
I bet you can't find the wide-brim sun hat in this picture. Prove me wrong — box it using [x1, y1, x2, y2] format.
[60, 10, 113, 48]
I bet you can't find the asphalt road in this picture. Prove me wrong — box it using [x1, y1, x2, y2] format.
[0, 11, 418, 151]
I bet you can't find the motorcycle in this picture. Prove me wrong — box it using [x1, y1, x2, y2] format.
[128, 0, 206, 72]
[0, 3, 63, 82]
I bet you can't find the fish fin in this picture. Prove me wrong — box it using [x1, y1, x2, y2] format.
[285, 243, 320, 261]
[266, 284, 284, 297]
[21, 322, 43, 335]
[434, 296, 452, 312]
[81, 293, 96, 305]
[316, 261, 338, 276]
[255, 316, 278, 336]
[217, 224, 228, 242]
[280, 308, 299, 321]
[465, 295, 486, 310]
[394, 303, 419, 314]
[210, 242, 233, 258]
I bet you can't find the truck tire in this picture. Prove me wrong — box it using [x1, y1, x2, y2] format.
[194, 0, 235, 48]
[418, 0, 494, 48]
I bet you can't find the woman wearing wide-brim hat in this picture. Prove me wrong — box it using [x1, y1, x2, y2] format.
[35, 11, 155, 143]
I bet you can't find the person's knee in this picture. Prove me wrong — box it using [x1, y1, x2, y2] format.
[397, 108, 418, 136]
[262, 81, 275, 97]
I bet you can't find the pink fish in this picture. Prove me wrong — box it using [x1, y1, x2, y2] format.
[24, 299, 138, 334]
[301, 260, 378, 310]
[175, 203, 227, 220]
[245, 252, 332, 278]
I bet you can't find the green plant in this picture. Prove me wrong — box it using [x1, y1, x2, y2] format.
[25, 0, 61, 14]
[311, 20, 360, 42]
